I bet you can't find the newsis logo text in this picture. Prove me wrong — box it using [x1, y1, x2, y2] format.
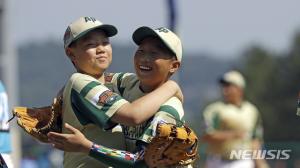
[230, 150, 291, 160]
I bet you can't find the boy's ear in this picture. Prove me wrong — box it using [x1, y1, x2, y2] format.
[170, 61, 181, 73]
[65, 48, 75, 61]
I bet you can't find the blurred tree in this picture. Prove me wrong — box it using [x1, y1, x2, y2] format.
[241, 32, 300, 141]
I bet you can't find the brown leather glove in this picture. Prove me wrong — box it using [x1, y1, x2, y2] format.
[144, 123, 198, 168]
[11, 97, 62, 143]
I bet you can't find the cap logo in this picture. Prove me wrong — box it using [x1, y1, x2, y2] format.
[84, 17, 96, 23]
[156, 27, 169, 33]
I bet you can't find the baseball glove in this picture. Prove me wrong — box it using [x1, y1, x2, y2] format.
[11, 97, 63, 143]
[144, 123, 198, 168]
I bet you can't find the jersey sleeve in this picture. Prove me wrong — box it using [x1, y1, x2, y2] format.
[252, 109, 264, 140]
[202, 102, 221, 134]
[138, 97, 185, 143]
[69, 73, 128, 129]
[105, 72, 136, 96]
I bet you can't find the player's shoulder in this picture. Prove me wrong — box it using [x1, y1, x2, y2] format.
[242, 100, 256, 107]
[69, 72, 98, 82]
[107, 72, 137, 84]
[202, 100, 225, 115]
[160, 97, 184, 116]
[205, 100, 225, 109]
[242, 101, 259, 111]
[110, 72, 136, 79]
[68, 73, 102, 92]
[118, 72, 138, 84]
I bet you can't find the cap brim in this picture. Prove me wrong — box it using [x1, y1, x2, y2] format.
[97, 24, 118, 37]
[219, 78, 230, 85]
[132, 26, 159, 45]
[72, 24, 117, 45]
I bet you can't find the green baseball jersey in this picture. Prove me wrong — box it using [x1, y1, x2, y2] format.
[202, 100, 263, 159]
[138, 97, 185, 142]
[106, 73, 185, 152]
[62, 73, 128, 168]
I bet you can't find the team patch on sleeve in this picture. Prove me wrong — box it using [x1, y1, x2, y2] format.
[97, 90, 118, 106]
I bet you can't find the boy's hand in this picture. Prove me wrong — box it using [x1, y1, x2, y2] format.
[47, 123, 92, 154]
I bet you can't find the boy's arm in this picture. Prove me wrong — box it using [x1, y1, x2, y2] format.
[89, 144, 147, 168]
[105, 73, 184, 125]
[48, 123, 148, 168]
[252, 112, 269, 168]
[138, 98, 185, 143]
[71, 74, 183, 128]
[112, 80, 183, 125]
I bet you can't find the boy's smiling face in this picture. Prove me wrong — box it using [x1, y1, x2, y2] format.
[66, 29, 112, 77]
[134, 37, 180, 91]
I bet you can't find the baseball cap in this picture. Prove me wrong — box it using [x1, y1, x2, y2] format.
[132, 26, 182, 62]
[219, 70, 246, 89]
[63, 16, 117, 48]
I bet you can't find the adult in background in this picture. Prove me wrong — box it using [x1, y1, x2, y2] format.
[202, 70, 269, 168]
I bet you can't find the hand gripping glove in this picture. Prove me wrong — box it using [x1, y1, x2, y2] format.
[144, 123, 198, 168]
[11, 97, 62, 143]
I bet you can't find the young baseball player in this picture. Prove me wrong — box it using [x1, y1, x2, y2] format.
[59, 17, 183, 168]
[48, 26, 193, 168]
